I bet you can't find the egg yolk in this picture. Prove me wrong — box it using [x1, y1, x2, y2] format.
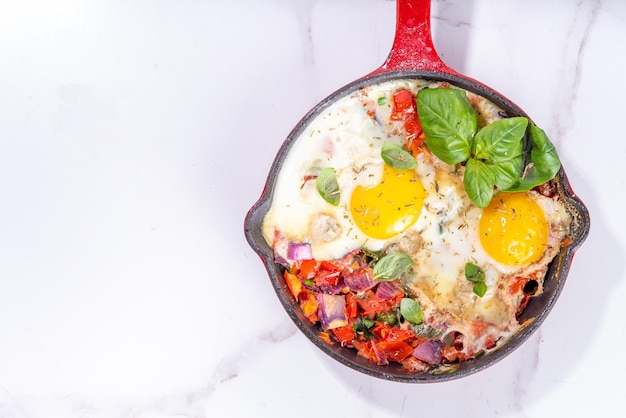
[350, 165, 425, 239]
[479, 192, 549, 266]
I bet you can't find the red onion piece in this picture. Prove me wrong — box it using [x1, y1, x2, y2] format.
[273, 254, 290, 268]
[316, 293, 348, 330]
[375, 281, 403, 300]
[413, 340, 443, 364]
[344, 269, 376, 292]
[287, 242, 313, 261]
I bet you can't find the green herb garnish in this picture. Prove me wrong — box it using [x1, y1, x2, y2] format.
[417, 88, 476, 165]
[400, 297, 423, 324]
[472, 282, 487, 298]
[316, 167, 340, 206]
[375, 312, 399, 326]
[354, 315, 376, 339]
[503, 122, 561, 191]
[465, 262, 487, 297]
[416, 88, 561, 207]
[409, 323, 443, 339]
[381, 143, 418, 170]
[465, 262, 486, 283]
[373, 252, 413, 281]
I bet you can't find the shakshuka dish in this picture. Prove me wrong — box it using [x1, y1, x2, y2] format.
[261, 79, 571, 373]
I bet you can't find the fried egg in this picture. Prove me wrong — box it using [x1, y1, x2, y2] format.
[262, 79, 571, 347]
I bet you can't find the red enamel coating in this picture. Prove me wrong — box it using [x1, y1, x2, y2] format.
[371, 0, 458, 75]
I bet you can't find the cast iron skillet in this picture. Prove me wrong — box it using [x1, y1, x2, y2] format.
[244, 0, 590, 382]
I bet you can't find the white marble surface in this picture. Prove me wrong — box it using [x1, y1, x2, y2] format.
[0, 0, 622, 417]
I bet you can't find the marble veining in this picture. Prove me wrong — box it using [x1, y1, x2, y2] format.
[552, 0, 601, 145]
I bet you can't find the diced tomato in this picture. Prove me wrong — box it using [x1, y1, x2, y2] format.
[375, 340, 413, 363]
[345, 293, 359, 321]
[332, 325, 356, 346]
[283, 271, 302, 299]
[390, 88, 426, 156]
[371, 322, 390, 340]
[384, 327, 415, 343]
[313, 269, 341, 288]
[508, 276, 528, 295]
[404, 125, 426, 157]
[357, 292, 395, 318]
[390, 89, 416, 121]
[319, 260, 341, 273]
[298, 259, 319, 280]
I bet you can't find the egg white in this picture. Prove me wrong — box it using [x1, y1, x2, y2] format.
[262, 90, 409, 260]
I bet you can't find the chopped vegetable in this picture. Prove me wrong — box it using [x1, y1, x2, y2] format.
[390, 88, 426, 156]
[287, 242, 313, 261]
[283, 271, 302, 299]
[343, 268, 377, 292]
[413, 341, 443, 364]
[317, 293, 348, 330]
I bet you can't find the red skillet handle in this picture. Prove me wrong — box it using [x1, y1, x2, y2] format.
[372, 0, 457, 75]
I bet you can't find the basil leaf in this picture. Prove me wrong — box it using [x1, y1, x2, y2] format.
[381, 143, 418, 170]
[529, 123, 560, 175]
[501, 123, 561, 192]
[490, 149, 523, 190]
[375, 312, 398, 326]
[400, 298, 423, 324]
[463, 159, 496, 208]
[473, 117, 528, 162]
[417, 88, 477, 165]
[316, 167, 340, 206]
[465, 262, 486, 283]
[373, 252, 413, 281]
[473, 282, 488, 297]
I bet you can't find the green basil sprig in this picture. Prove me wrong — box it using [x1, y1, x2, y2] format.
[381, 143, 418, 170]
[465, 262, 487, 297]
[503, 123, 561, 191]
[373, 252, 413, 281]
[417, 88, 561, 208]
[400, 297, 423, 324]
[417, 88, 476, 164]
[316, 167, 340, 206]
